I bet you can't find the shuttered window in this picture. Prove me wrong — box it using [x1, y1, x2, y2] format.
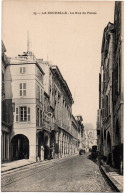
[20, 107, 27, 122]
[16, 106, 31, 122]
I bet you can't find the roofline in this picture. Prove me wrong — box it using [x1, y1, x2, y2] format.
[101, 22, 114, 53]
[51, 65, 74, 104]
[7, 62, 45, 75]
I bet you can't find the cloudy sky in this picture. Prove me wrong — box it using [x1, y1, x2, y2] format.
[2, 0, 115, 128]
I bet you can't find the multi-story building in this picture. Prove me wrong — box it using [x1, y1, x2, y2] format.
[84, 123, 97, 152]
[2, 43, 84, 163]
[50, 65, 74, 158]
[96, 2, 123, 174]
[71, 115, 79, 154]
[38, 60, 78, 158]
[100, 22, 115, 164]
[1, 41, 12, 163]
[112, 1, 123, 172]
[4, 50, 45, 161]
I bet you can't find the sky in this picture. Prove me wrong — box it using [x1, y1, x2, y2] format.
[2, 0, 115, 128]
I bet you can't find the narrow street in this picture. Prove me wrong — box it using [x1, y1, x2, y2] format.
[2, 154, 115, 192]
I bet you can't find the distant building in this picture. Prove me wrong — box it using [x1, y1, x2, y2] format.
[75, 115, 84, 150]
[71, 115, 79, 154]
[84, 123, 97, 152]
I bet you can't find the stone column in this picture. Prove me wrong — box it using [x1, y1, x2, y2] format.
[40, 146, 44, 161]
[29, 144, 37, 162]
[7, 134, 10, 161]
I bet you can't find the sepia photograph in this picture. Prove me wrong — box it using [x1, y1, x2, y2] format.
[1, 0, 124, 192]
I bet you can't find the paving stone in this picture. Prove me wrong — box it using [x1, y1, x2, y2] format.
[2, 154, 114, 192]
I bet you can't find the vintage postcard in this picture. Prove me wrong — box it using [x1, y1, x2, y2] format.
[1, 0, 124, 192]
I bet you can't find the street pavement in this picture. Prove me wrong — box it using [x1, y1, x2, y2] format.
[1, 154, 115, 192]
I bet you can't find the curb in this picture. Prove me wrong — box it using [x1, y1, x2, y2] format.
[99, 165, 123, 192]
[1, 154, 78, 174]
[1, 161, 36, 173]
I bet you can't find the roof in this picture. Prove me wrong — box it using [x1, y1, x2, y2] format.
[101, 22, 114, 53]
[2, 41, 6, 53]
[8, 55, 45, 75]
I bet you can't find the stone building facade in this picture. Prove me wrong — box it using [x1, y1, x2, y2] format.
[1, 41, 12, 163]
[75, 116, 84, 150]
[51, 65, 74, 158]
[112, 1, 124, 172]
[96, 1, 124, 174]
[4, 51, 45, 161]
[84, 123, 97, 152]
[2, 44, 84, 163]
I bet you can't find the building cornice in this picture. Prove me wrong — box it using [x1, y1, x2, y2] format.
[7, 61, 45, 75]
[50, 65, 74, 104]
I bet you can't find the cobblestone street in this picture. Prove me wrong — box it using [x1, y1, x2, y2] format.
[2, 154, 114, 192]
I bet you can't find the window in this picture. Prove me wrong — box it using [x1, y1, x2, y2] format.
[20, 83, 26, 96]
[16, 106, 30, 122]
[20, 107, 27, 122]
[20, 67, 26, 74]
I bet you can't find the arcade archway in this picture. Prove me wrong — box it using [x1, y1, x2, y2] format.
[11, 134, 29, 160]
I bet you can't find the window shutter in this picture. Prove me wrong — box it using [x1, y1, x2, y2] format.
[28, 107, 30, 121]
[20, 67, 22, 74]
[23, 67, 26, 73]
[20, 83, 22, 89]
[23, 83, 26, 89]
[23, 90, 26, 96]
[16, 107, 19, 122]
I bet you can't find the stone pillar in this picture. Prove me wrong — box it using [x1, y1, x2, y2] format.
[3, 133, 5, 161]
[7, 134, 10, 161]
[1, 133, 3, 162]
[29, 144, 37, 162]
[40, 146, 44, 161]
